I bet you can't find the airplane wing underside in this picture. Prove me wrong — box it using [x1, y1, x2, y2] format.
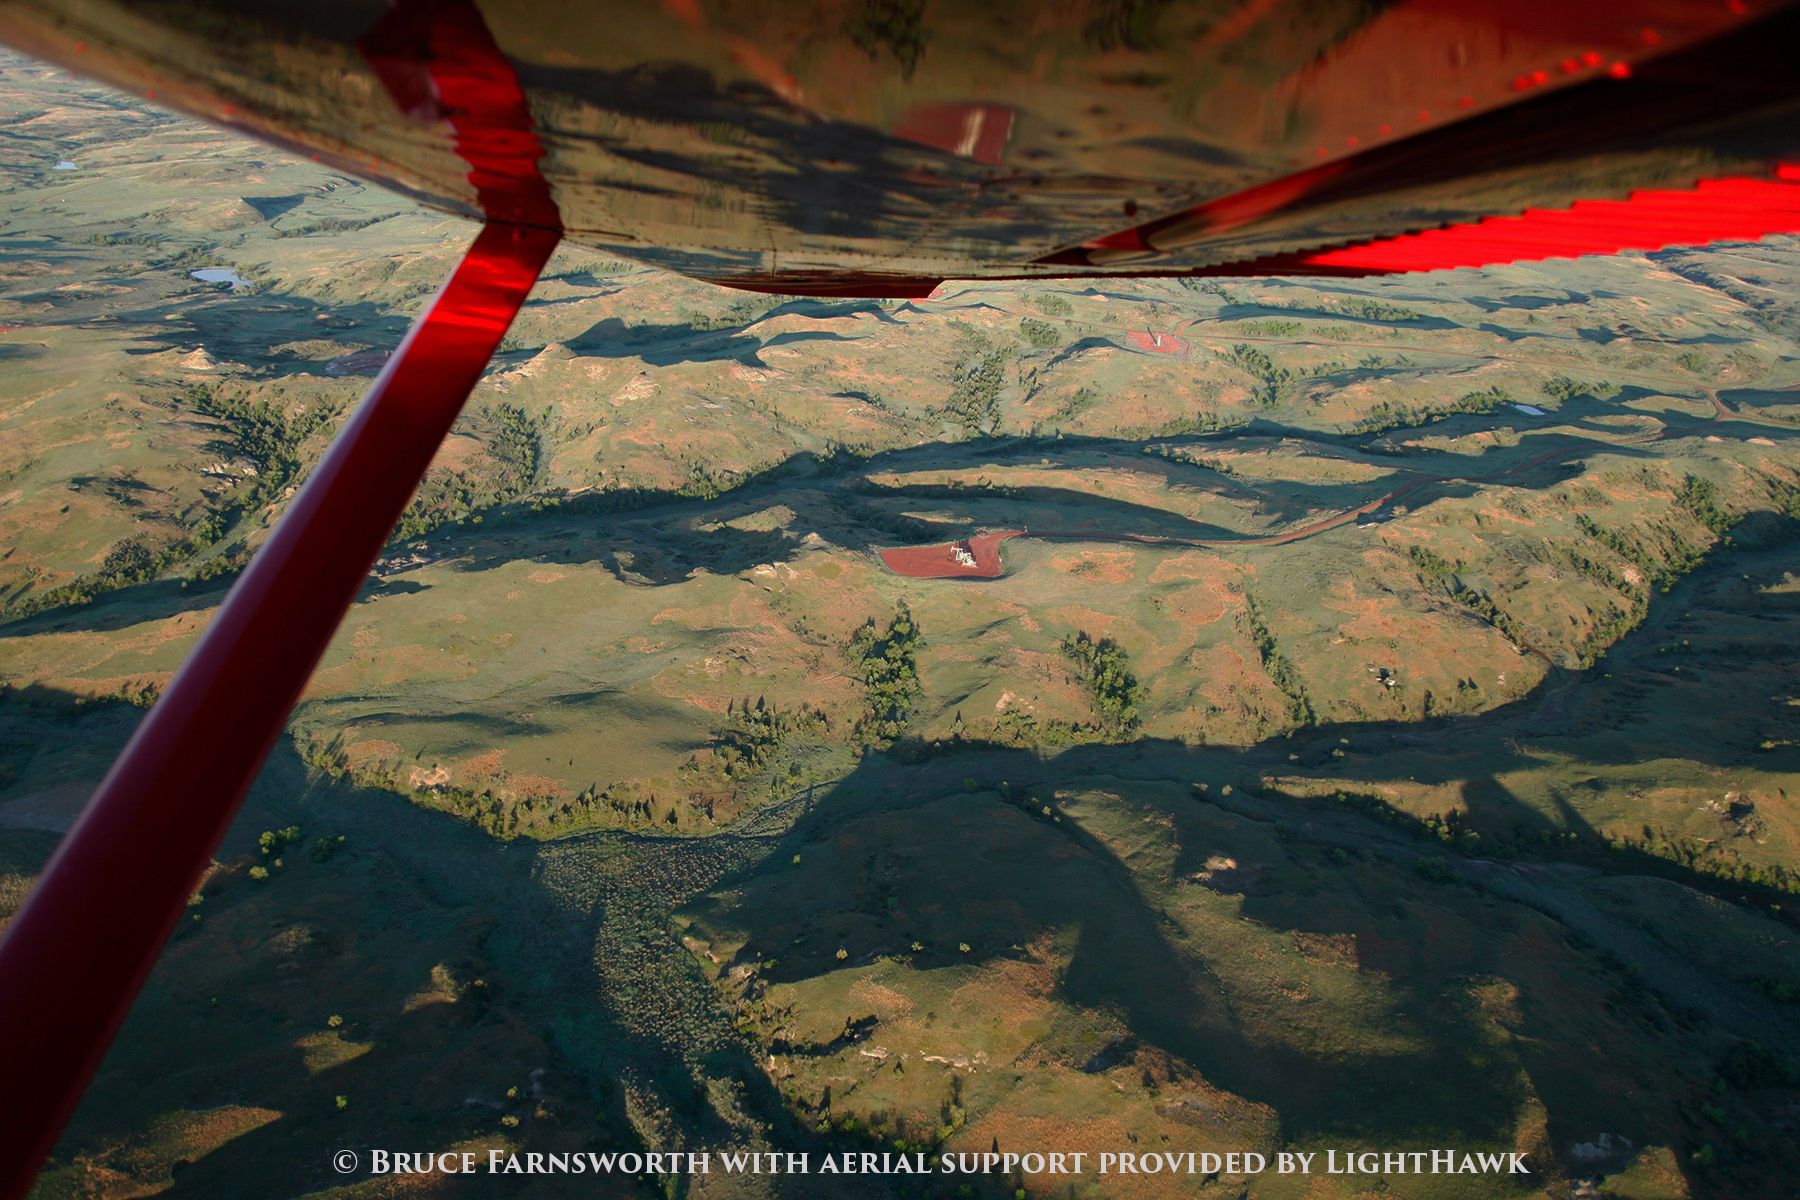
[0, 0, 1798, 295]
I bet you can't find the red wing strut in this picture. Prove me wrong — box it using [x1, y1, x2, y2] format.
[0, 2, 561, 1194]
[0, 220, 559, 1200]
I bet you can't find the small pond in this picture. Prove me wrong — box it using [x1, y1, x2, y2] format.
[190, 267, 251, 291]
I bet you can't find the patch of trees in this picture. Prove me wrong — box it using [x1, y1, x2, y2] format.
[11, 533, 177, 614]
[714, 697, 828, 780]
[1529, 518, 1712, 667]
[1235, 318, 1302, 337]
[1575, 601, 1645, 668]
[1248, 295, 1427, 323]
[1533, 538, 1632, 594]
[1329, 297, 1427, 323]
[1573, 483, 1738, 608]
[272, 215, 388, 239]
[102, 538, 156, 581]
[189, 383, 333, 515]
[1750, 977, 1800, 1004]
[1145, 446, 1233, 475]
[1618, 822, 1797, 895]
[1762, 471, 1800, 521]
[1446, 579, 1534, 657]
[1138, 411, 1244, 444]
[247, 824, 303, 880]
[1227, 343, 1288, 408]
[155, 243, 219, 271]
[1221, 344, 1355, 411]
[677, 457, 738, 502]
[676, 296, 773, 333]
[1717, 1040, 1800, 1095]
[1406, 544, 1458, 581]
[1049, 385, 1101, 424]
[1031, 293, 1072, 316]
[432, 771, 628, 838]
[1403, 547, 1544, 660]
[564, 781, 666, 829]
[1018, 317, 1059, 349]
[987, 706, 1081, 748]
[85, 229, 161, 249]
[1447, 489, 1742, 665]
[1349, 385, 1514, 434]
[1676, 473, 1732, 535]
[1241, 596, 1313, 726]
[1576, 514, 1668, 585]
[390, 402, 545, 542]
[183, 547, 251, 589]
[848, 603, 923, 742]
[1542, 375, 1619, 402]
[1061, 630, 1140, 735]
[944, 331, 1011, 436]
[257, 825, 301, 857]
[1501, 474, 1737, 660]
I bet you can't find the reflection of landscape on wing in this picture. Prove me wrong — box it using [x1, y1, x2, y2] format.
[9, 0, 1794, 289]
[2, 55, 1800, 1200]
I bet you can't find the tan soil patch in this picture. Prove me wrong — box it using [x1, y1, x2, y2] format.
[847, 976, 916, 1018]
[426, 432, 483, 473]
[456, 749, 507, 786]
[345, 738, 403, 764]
[1148, 551, 1225, 583]
[1048, 550, 1136, 584]
[1158, 577, 1238, 627]
[508, 774, 569, 802]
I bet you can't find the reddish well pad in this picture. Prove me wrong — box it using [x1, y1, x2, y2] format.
[881, 532, 1024, 579]
[1126, 331, 1189, 354]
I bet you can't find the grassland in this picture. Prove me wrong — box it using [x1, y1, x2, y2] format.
[2, 52, 1799, 1200]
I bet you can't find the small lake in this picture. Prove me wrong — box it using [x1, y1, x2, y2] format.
[190, 268, 251, 291]
[52, 161, 76, 171]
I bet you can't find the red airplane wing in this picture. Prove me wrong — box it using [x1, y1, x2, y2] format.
[0, 0, 1797, 294]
